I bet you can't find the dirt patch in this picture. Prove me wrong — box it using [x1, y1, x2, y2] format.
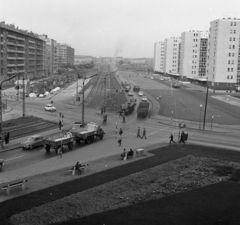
[10, 155, 240, 225]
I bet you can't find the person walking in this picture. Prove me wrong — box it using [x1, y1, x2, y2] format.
[169, 133, 175, 144]
[179, 131, 186, 144]
[136, 127, 141, 138]
[4, 132, 8, 144]
[58, 147, 63, 158]
[141, 128, 147, 139]
[6, 131, 10, 144]
[119, 128, 123, 136]
[118, 135, 122, 146]
[59, 119, 62, 130]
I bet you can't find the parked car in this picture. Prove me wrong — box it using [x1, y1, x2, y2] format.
[138, 91, 143, 96]
[160, 77, 164, 81]
[39, 94, 44, 98]
[45, 104, 56, 112]
[128, 91, 134, 96]
[21, 135, 44, 149]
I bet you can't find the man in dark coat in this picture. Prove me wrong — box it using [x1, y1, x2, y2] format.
[141, 128, 147, 139]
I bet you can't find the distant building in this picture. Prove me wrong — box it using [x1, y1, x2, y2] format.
[153, 41, 165, 73]
[130, 59, 146, 64]
[164, 36, 181, 75]
[180, 30, 208, 81]
[0, 21, 46, 82]
[57, 43, 74, 66]
[39, 35, 58, 75]
[207, 17, 240, 92]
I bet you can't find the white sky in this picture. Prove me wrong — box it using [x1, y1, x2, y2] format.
[0, 0, 239, 58]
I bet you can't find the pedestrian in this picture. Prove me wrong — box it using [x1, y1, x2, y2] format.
[58, 147, 63, 158]
[137, 127, 141, 138]
[179, 131, 186, 144]
[121, 148, 126, 159]
[4, 132, 8, 144]
[7, 131, 10, 144]
[118, 135, 122, 146]
[169, 133, 175, 144]
[59, 119, 62, 130]
[141, 128, 147, 139]
[119, 128, 123, 136]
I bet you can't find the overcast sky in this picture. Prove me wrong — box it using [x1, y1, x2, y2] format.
[0, 0, 239, 58]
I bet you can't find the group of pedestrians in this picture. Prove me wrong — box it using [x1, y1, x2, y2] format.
[136, 127, 147, 139]
[169, 131, 187, 144]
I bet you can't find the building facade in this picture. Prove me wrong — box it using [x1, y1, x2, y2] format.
[164, 37, 181, 75]
[153, 41, 164, 73]
[57, 43, 75, 66]
[0, 21, 46, 82]
[180, 30, 208, 80]
[207, 18, 240, 92]
[40, 35, 58, 76]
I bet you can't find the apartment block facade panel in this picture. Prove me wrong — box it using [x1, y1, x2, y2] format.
[153, 42, 164, 73]
[207, 18, 240, 92]
[57, 44, 75, 66]
[0, 22, 46, 81]
[164, 37, 180, 74]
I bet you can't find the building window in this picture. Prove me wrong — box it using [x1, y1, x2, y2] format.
[231, 76, 233, 79]
[231, 22, 233, 26]
[230, 30, 232, 34]
[233, 37, 235, 41]
[228, 68, 230, 72]
[234, 30, 236, 34]
[229, 45, 232, 49]
[231, 68, 233, 72]
[230, 37, 232, 41]
[228, 60, 231, 64]
[229, 53, 231, 57]
[233, 45, 235, 49]
[234, 22, 237, 26]
[232, 53, 235, 57]
[232, 60, 234, 64]
[227, 75, 229, 79]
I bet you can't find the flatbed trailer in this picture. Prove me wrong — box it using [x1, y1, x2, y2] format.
[43, 132, 74, 153]
[70, 122, 104, 144]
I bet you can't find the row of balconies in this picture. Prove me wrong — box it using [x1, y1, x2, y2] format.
[7, 33, 25, 41]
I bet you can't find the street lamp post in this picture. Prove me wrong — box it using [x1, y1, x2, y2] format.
[171, 110, 173, 124]
[203, 84, 209, 130]
[199, 104, 202, 129]
[211, 116, 214, 131]
[0, 75, 17, 149]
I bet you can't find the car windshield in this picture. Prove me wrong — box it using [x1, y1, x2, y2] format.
[27, 137, 35, 142]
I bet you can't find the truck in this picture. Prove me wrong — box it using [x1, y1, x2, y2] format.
[172, 80, 180, 88]
[70, 122, 104, 144]
[119, 101, 136, 115]
[43, 132, 74, 153]
[137, 101, 150, 117]
[133, 85, 140, 92]
[125, 84, 131, 92]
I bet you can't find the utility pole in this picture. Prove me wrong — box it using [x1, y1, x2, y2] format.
[203, 86, 209, 130]
[22, 74, 25, 117]
[76, 73, 78, 101]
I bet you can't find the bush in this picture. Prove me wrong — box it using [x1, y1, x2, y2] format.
[213, 165, 235, 176]
[229, 169, 240, 182]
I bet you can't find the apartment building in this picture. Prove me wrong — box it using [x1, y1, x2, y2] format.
[57, 43, 75, 66]
[40, 35, 58, 75]
[180, 30, 208, 80]
[207, 17, 240, 92]
[0, 21, 46, 82]
[164, 37, 181, 75]
[153, 41, 165, 73]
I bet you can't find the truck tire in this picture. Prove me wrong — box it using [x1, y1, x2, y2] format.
[85, 136, 92, 144]
[68, 142, 73, 150]
[75, 138, 80, 143]
[45, 145, 51, 152]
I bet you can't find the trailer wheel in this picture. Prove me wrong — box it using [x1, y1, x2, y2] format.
[76, 139, 80, 143]
[45, 145, 51, 152]
[68, 142, 73, 150]
[85, 136, 92, 144]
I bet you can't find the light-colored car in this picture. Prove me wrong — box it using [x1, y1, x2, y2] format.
[39, 94, 44, 98]
[150, 76, 154, 80]
[138, 91, 143, 96]
[21, 135, 44, 149]
[44, 104, 56, 112]
[160, 77, 164, 81]
[128, 91, 134, 96]
[142, 96, 148, 102]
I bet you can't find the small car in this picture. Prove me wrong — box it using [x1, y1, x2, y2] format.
[160, 77, 164, 81]
[138, 91, 143, 96]
[0, 159, 4, 170]
[45, 104, 56, 112]
[21, 135, 44, 149]
[128, 91, 134, 96]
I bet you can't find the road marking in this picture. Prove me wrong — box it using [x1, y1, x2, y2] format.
[5, 155, 24, 162]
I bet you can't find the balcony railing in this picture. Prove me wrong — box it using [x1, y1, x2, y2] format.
[7, 34, 16, 39]
[16, 36, 25, 41]
[7, 41, 16, 46]
[7, 64, 16, 67]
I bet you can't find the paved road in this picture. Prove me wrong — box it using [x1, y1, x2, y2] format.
[1, 71, 240, 192]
